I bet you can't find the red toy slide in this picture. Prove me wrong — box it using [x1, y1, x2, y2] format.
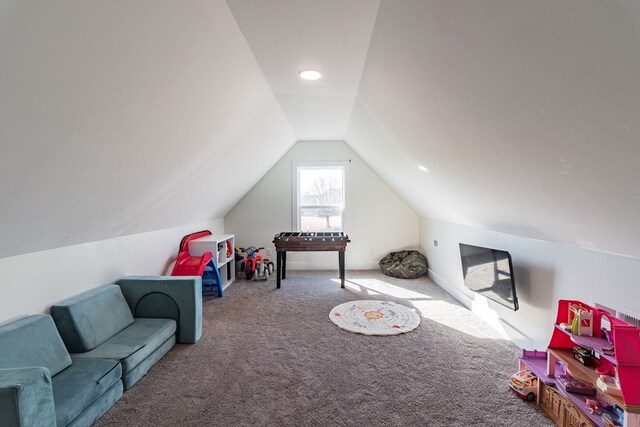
[177, 230, 211, 253]
[170, 230, 213, 276]
[171, 250, 213, 276]
[170, 230, 223, 297]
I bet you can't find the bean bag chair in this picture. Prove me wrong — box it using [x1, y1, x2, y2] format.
[379, 250, 428, 279]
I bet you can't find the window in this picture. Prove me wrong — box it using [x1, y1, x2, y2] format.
[292, 161, 348, 232]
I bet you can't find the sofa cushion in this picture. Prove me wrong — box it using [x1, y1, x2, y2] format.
[121, 336, 175, 390]
[71, 318, 176, 374]
[52, 358, 121, 427]
[66, 380, 123, 427]
[118, 276, 203, 343]
[0, 367, 57, 427]
[0, 315, 72, 376]
[51, 285, 135, 352]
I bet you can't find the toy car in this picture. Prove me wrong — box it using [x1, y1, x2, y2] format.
[509, 369, 538, 402]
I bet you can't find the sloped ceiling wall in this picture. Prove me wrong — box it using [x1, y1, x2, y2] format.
[3, 0, 640, 261]
[347, 0, 640, 258]
[0, 0, 295, 258]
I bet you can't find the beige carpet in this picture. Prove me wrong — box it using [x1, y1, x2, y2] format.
[95, 270, 553, 426]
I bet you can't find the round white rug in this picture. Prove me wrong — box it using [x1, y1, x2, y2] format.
[329, 300, 420, 336]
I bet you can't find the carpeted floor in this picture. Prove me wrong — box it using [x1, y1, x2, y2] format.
[95, 270, 553, 426]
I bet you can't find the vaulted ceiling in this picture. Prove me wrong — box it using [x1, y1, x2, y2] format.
[350, 0, 640, 258]
[231, 0, 640, 258]
[2, 0, 640, 259]
[227, 0, 379, 140]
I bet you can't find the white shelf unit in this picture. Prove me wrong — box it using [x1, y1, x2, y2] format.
[188, 233, 235, 290]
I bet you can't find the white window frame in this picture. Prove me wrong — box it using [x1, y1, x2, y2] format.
[292, 160, 349, 232]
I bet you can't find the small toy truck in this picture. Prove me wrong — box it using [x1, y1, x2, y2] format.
[509, 369, 538, 402]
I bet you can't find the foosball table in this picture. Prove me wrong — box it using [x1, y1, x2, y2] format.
[272, 232, 351, 288]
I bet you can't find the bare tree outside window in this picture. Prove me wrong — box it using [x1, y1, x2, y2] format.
[298, 167, 345, 231]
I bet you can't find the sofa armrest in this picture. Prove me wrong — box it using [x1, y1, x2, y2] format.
[0, 367, 56, 427]
[117, 276, 202, 344]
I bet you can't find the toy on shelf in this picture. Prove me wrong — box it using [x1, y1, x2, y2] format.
[573, 345, 594, 366]
[556, 374, 596, 396]
[596, 363, 616, 377]
[217, 242, 225, 263]
[509, 369, 539, 402]
[601, 405, 625, 427]
[567, 302, 594, 336]
[597, 375, 623, 397]
[585, 397, 604, 415]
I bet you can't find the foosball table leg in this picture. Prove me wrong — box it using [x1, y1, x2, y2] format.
[339, 251, 345, 288]
[276, 251, 282, 289]
[282, 252, 287, 279]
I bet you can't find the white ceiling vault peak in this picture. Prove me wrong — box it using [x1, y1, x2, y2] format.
[226, 0, 381, 141]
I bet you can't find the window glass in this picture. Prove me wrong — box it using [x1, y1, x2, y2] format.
[293, 162, 347, 231]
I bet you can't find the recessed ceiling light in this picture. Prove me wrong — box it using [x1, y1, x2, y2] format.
[299, 70, 322, 80]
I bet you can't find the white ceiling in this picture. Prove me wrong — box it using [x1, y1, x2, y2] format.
[227, 0, 380, 140]
[3, 0, 640, 261]
[229, 0, 640, 258]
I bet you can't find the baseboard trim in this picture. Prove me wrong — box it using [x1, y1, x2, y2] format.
[427, 268, 533, 348]
[427, 268, 472, 307]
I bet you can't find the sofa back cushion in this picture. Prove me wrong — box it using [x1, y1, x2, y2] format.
[51, 285, 135, 352]
[0, 315, 72, 376]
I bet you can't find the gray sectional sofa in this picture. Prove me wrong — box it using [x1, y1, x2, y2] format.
[0, 314, 122, 427]
[0, 276, 202, 427]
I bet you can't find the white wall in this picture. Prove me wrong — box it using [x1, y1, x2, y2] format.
[0, 220, 223, 324]
[0, 0, 294, 258]
[225, 141, 419, 269]
[420, 217, 640, 349]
